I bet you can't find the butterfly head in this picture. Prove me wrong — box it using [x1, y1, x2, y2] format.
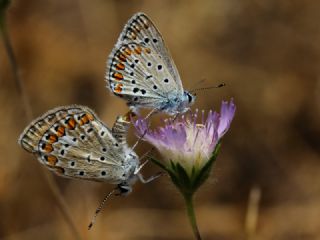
[179, 91, 196, 113]
[185, 91, 196, 104]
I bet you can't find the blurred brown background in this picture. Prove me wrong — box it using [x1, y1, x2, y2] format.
[1, 0, 320, 239]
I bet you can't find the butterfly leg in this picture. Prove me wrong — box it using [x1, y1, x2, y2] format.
[134, 150, 162, 183]
[134, 157, 149, 175]
[172, 113, 179, 122]
[137, 172, 164, 184]
[172, 108, 192, 122]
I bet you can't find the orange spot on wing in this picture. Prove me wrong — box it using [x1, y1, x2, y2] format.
[56, 126, 65, 137]
[66, 118, 76, 130]
[114, 84, 123, 93]
[145, 48, 151, 54]
[79, 115, 89, 126]
[47, 155, 58, 165]
[86, 113, 94, 121]
[124, 48, 132, 56]
[118, 54, 127, 62]
[134, 46, 142, 55]
[113, 72, 124, 81]
[48, 135, 58, 143]
[116, 63, 125, 70]
[44, 144, 53, 152]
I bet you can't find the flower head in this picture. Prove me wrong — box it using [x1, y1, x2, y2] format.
[135, 99, 235, 239]
[134, 99, 236, 177]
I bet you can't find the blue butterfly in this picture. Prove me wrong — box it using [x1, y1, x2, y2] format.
[106, 12, 196, 116]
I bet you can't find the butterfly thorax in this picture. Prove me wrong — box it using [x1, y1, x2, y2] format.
[118, 149, 139, 181]
[162, 90, 196, 115]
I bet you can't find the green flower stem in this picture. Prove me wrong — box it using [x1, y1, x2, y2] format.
[184, 194, 202, 240]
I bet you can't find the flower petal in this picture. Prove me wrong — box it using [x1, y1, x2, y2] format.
[133, 99, 236, 177]
[217, 99, 236, 138]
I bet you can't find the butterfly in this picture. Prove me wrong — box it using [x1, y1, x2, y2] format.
[18, 105, 159, 229]
[18, 105, 152, 194]
[106, 12, 196, 116]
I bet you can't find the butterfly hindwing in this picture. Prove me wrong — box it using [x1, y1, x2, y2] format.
[18, 105, 135, 183]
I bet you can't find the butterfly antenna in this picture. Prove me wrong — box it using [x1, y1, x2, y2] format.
[190, 78, 206, 90]
[190, 83, 226, 93]
[88, 188, 116, 230]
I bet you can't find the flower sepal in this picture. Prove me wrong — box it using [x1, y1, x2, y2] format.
[192, 142, 221, 193]
[150, 142, 221, 196]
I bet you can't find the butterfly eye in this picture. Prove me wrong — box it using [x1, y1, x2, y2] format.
[187, 93, 193, 103]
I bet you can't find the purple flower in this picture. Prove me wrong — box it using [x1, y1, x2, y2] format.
[134, 99, 236, 176]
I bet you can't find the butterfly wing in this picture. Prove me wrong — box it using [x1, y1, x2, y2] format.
[18, 105, 131, 183]
[106, 13, 185, 111]
[117, 12, 183, 89]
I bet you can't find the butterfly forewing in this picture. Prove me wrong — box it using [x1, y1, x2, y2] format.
[106, 12, 187, 113]
[117, 12, 182, 83]
[108, 43, 180, 108]
[19, 106, 133, 183]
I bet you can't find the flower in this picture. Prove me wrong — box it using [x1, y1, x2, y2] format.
[134, 99, 235, 240]
[134, 99, 236, 180]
